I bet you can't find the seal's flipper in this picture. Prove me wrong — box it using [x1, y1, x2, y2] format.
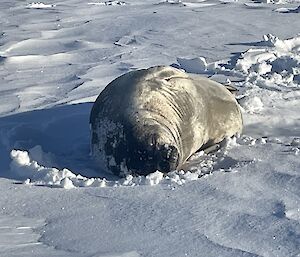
[203, 143, 221, 154]
[225, 85, 238, 94]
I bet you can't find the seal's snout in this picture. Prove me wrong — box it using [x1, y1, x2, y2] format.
[157, 144, 179, 173]
[126, 134, 179, 175]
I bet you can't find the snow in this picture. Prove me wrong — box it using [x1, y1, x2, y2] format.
[177, 57, 208, 73]
[10, 148, 167, 188]
[26, 2, 56, 9]
[0, 0, 300, 256]
[275, 5, 300, 12]
[88, 1, 127, 6]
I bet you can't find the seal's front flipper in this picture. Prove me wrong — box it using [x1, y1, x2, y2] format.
[201, 138, 229, 154]
[225, 85, 238, 94]
[203, 143, 221, 154]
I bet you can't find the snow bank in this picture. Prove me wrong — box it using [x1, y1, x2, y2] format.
[10, 147, 173, 188]
[235, 34, 300, 87]
[233, 34, 300, 114]
[177, 34, 300, 115]
[9, 148, 194, 188]
[178, 34, 300, 88]
[178, 34, 300, 83]
[177, 57, 208, 73]
[9, 135, 250, 189]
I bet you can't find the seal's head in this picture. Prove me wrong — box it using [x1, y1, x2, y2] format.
[103, 123, 180, 176]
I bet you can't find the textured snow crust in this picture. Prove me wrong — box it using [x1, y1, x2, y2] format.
[0, 0, 300, 257]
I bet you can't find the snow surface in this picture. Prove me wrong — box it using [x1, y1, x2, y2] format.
[0, 0, 300, 256]
[26, 2, 56, 9]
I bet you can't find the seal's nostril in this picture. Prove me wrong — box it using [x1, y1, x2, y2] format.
[156, 144, 179, 173]
[152, 134, 159, 147]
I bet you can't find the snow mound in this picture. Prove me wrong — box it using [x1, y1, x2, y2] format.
[236, 34, 300, 87]
[9, 148, 192, 188]
[9, 138, 239, 188]
[177, 34, 300, 89]
[232, 34, 300, 113]
[176, 34, 300, 122]
[26, 2, 56, 9]
[239, 96, 264, 114]
[177, 57, 208, 73]
[285, 208, 300, 221]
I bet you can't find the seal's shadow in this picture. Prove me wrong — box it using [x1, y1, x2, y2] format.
[0, 103, 117, 180]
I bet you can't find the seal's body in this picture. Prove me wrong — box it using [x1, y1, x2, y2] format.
[90, 66, 242, 176]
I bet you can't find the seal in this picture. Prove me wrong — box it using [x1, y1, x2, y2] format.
[90, 66, 242, 176]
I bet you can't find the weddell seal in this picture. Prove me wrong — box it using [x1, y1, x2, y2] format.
[90, 66, 242, 176]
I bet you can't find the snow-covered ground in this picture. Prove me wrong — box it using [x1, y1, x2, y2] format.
[0, 0, 300, 256]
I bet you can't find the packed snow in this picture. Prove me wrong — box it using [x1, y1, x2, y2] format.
[26, 2, 56, 9]
[0, 0, 300, 256]
[87, 1, 127, 6]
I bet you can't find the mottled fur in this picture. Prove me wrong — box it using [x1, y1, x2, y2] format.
[90, 66, 242, 176]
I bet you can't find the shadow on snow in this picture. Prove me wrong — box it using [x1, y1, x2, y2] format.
[0, 103, 118, 181]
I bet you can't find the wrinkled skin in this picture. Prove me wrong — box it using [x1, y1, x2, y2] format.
[90, 66, 242, 176]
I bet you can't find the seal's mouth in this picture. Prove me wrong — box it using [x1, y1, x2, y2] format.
[102, 126, 180, 176]
[127, 143, 180, 175]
